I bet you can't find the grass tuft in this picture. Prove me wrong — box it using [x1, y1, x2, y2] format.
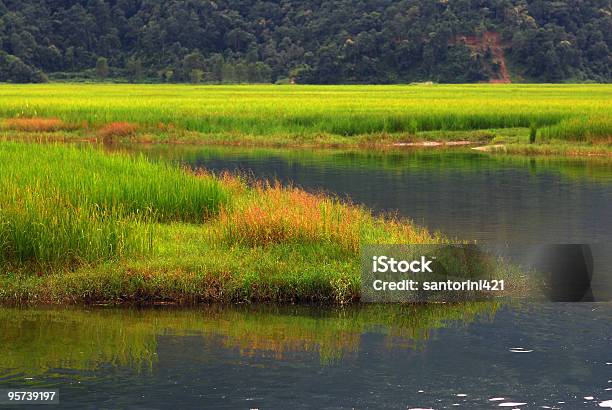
[97, 122, 139, 142]
[218, 182, 366, 253]
[217, 180, 441, 255]
[3, 117, 72, 132]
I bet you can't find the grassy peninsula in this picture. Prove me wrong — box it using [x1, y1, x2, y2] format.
[0, 142, 444, 305]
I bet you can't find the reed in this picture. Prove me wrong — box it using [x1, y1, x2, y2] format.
[539, 117, 612, 143]
[0, 142, 229, 266]
[0, 142, 228, 222]
[0, 185, 152, 267]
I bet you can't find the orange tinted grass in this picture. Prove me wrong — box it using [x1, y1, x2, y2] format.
[218, 182, 361, 252]
[97, 122, 139, 140]
[3, 117, 77, 132]
[156, 122, 176, 132]
[589, 135, 612, 145]
[217, 182, 438, 253]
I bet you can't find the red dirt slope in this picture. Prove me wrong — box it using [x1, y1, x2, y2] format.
[456, 32, 511, 83]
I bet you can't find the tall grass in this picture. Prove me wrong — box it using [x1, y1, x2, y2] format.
[539, 117, 612, 143]
[0, 142, 228, 222]
[0, 184, 152, 266]
[0, 84, 609, 141]
[218, 180, 441, 255]
[0, 142, 229, 266]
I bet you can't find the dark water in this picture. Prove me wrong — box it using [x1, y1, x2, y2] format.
[130, 145, 612, 243]
[0, 304, 611, 409]
[3, 146, 612, 409]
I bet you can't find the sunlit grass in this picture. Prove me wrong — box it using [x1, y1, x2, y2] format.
[0, 142, 228, 267]
[217, 179, 441, 255]
[0, 142, 448, 303]
[0, 84, 609, 143]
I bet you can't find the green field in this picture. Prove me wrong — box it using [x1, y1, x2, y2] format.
[0, 84, 610, 150]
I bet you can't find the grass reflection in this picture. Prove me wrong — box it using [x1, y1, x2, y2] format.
[118, 145, 612, 183]
[0, 303, 498, 375]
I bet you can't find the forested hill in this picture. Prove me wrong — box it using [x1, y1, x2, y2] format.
[1, 0, 610, 84]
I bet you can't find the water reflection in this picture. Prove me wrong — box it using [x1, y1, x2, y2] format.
[1, 303, 611, 409]
[0, 303, 497, 375]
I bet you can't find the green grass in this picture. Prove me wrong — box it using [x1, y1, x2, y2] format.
[0, 84, 610, 149]
[0, 142, 228, 267]
[0, 141, 452, 304]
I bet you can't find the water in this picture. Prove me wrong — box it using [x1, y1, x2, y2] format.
[3, 146, 612, 408]
[0, 304, 610, 409]
[127, 145, 612, 243]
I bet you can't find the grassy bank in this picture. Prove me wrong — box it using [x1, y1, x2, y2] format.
[0, 142, 445, 305]
[0, 84, 610, 154]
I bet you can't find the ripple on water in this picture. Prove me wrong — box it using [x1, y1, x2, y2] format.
[509, 347, 534, 353]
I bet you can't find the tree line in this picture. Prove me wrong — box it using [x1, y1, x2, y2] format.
[1, 0, 610, 83]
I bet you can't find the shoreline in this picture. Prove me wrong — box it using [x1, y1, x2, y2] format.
[2, 128, 611, 158]
[0, 142, 447, 306]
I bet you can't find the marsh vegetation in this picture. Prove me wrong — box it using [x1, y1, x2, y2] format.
[0, 84, 610, 152]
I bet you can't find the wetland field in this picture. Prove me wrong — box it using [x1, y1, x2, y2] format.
[0, 83, 610, 153]
[0, 84, 611, 409]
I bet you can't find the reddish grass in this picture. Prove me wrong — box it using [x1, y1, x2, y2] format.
[3, 117, 70, 132]
[219, 182, 364, 252]
[97, 122, 139, 140]
[217, 181, 438, 253]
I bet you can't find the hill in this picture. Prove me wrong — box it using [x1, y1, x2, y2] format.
[0, 0, 610, 84]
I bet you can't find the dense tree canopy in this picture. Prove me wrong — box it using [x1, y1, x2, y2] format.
[0, 0, 610, 83]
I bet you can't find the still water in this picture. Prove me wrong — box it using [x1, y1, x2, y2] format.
[2, 146, 612, 409]
[1, 304, 611, 409]
[133, 145, 612, 243]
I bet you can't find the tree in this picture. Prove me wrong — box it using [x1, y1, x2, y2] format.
[189, 69, 204, 83]
[0, 0, 610, 83]
[221, 63, 236, 83]
[182, 51, 205, 81]
[0, 52, 47, 83]
[95, 57, 109, 79]
[126, 57, 143, 82]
